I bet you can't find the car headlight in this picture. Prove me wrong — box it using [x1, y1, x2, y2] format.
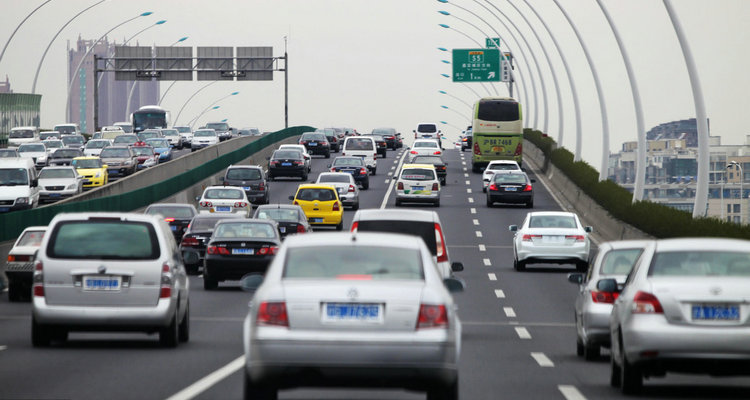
[15, 197, 29, 205]
[123, 160, 132, 165]
[66, 183, 77, 190]
[94, 171, 102, 178]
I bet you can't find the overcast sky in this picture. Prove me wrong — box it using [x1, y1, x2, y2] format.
[1, 0, 749, 168]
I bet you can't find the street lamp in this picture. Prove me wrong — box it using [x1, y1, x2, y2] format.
[189, 105, 220, 129]
[440, 105, 470, 123]
[439, 90, 473, 110]
[189, 91, 240, 130]
[728, 161, 744, 223]
[157, 36, 190, 106]
[0, 0, 54, 68]
[124, 19, 168, 117]
[32, 0, 108, 94]
[172, 81, 218, 126]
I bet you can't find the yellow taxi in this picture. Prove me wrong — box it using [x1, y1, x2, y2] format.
[72, 156, 108, 188]
[289, 184, 344, 230]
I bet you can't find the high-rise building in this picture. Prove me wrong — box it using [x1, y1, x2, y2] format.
[0, 75, 11, 93]
[67, 36, 160, 133]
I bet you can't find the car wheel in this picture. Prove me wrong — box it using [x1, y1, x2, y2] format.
[584, 342, 600, 361]
[361, 179, 369, 190]
[178, 300, 190, 343]
[352, 202, 359, 211]
[382, 152, 386, 159]
[325, 152, 330, 159]
[335, 221, 343, 231]
[576, 337, 585, 357]
[301, 173, 308, 181]
[576, 260, 589, 272]
[31, 316, 51, 347]
[203, 275, 218, 290]
[395, 199, 402, 207]
[244, 373, 277, 400]
[7, 281, 22, 302]
[526, 200, 534, 208]
[426, 379, 458, 400]
[482, 186, 486, 193]
[434, 199, 440, 207]
[486, 197, 493, 207]
[514, 258, 526, 272]
[159, 311, 179, 348]
[267, 175, 274, 181]
[620, 352, 643, 394]
[371, 168, 376, 175]
[610, 345, 622, 387]
[461, 147, 465, 152]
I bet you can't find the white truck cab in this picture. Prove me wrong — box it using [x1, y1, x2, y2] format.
[0, 158, 40, 212]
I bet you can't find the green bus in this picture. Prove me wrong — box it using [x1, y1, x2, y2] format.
[470, 97, 523, 172]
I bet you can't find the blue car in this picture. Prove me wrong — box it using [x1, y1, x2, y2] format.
[145, 138, 172, 163]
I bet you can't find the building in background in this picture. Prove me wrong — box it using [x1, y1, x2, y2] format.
[67, 36, 159, 133]
[0, 76, 11, 93]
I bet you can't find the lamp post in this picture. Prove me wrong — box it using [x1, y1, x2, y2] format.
[439, 90, 473, 111]
[157, 37, 189, 106]
[32, 0, 107, 94]
[728, 161, 743, 223]
[188, 105, 220, 129]
[124, 19, 168, 118]
[189, 91, 239, 130]
[0, 0, 54, 68]
[440, 105, 470, 124]
[65, 11, 154, 124]
[172, 81, 218, 126]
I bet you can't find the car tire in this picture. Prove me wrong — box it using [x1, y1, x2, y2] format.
[584, 342, 600, 361]
[620, 353, 643, 394]
[426, 379, 458, 400]
[371, 168, 376, 176]
[268, 174, 274, 181]
[159, 312, 179, 348]
[361, 179, 369, 190]
[482, 186, 486, 193]
[395, 199, 402, 207]
[31, 316, 51, 347]
[203, 275, 218, 290]
[486, 197, 493, 207]
[325, 152, 331, 159]
[461, 147, 465, 152]
[434, 199, 440, 207]
[576, 337, 585, 357]
[178, 300, 190, 343]
[336, 221, 343, 231]
[7, 281, 22, 302]
[352, 202, 359, 211]
[610, 346, 622, 387]
[526, 200, 534, 208]
[382, 152, 386, 159]
[514, 258, 526, 272]
[301, 173, 308, 181]
[441, 179, 446, 186]
[244, 373, 278, 400]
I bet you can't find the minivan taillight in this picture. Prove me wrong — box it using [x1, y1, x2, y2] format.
[332, 202, 340, 212]
[160, 263, 172, 298]
[257, 301, 289, 327]
[348, 184, 356, 192]
[435, 223, 448, 263]
[432, 183, 439, 191]
[417, 304, 448, 329]
[397, 182, 404, 190]
[32, 260, 44, 297]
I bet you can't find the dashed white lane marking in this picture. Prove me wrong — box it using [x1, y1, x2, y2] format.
[165, 355, 244, 400]
[0, 345, 7, 351]
[483, 258, 491, 266]
[465, 180, 471, 185]
[515, 327, 532, 339]
[478, 244, 486, 251]
[466, 188, 472, 194]
[464, 173, 469, 178]
[384, 179, 390, 184]
[470, 207, 476, 214]
[461, 161, 466, 165]
[390, 166, 395, 170]
[468, 197, 474, 203]
[475, 231, 483, 238]
[531, 352, 554, 367]
[503, 307, 516, 317]
[472, 219, 479, 225]
[558, 385, 587, 400]
[463, 167, 467, 172]
[488, 273, 497, 281]
[494, 289, 505, 298]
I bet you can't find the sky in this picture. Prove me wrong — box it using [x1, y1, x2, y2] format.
[1, 0, 749, 170]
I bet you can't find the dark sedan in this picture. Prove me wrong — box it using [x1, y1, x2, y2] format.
[372, 127, 398, 150]
[48, 148, 84, 166]
[100, 146, 137, 177]
[361, 134, 388, 158]
[144, 203, 197, 240]
[180, 213, 245, 274]
[486, 171, 535, 208]
[298, 132, 330, 157]
[253, 204, 312, 238]
[461, 131, 473, 152]
[220, 165, 269, 205]
[268, 149, 307, 180]
[412, 155, 447, 185]
[203, 219, 281, 290]
[316, 128, 341, 152]
[329, 156, 370, 189]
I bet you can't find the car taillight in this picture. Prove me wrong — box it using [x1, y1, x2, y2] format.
[350, 221, 358, 232]
[417, 304, 448, 329]
[332, 202, 340, 211]
[591, 291, 619, 304]
[462, 137, 468, 142]
[294, 160, 303, 166]
[160, 263, 172, 298]
[8, 254, 31, 262]
[473, 142, 481, 155]
[632, 291, 663, 314]
[234, 202, 247, 208]
[435, 223, 448, 263]
[321, 141, 329, 145]
[522, 234, 541, 241]
[522, 184, 532, 192]
[360, 168, 367, 175]
[342, 152, 346, 156]
[297, 224, 306, 233]
[410, 150, 418, 154]
[432, 182, 439, 191]
[181, 236, 199, 247]
[258, 246, 279, 255]
[348, 184, 356, 192]
[299, 141, 307, 145]
[293, 200, 299, 205]
[32, 260, 44, 297]
[331, 168, 336, 172]
[270, 161, 279, 166]
[434, 151, 442, 155]
[206, 246, 230, 255]
[258, 182, 265, 191]
[565, 235, 585, 242]
[200, 201, 212, 207]
[489, 183, 499, 191]
[257, 301, 289, 327]
[164, 217, 175, 222]
[397, 182, 404, 190]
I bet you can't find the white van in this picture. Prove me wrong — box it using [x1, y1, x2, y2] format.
[414, 122, 440, 140]
[9, 126, 39, 147]
[113, 122, 133, 133]
[0, 158, 40, 212]
[53, 123, 80, 136]
[341, 136, 378, 174]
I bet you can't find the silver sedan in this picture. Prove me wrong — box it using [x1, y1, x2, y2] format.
[241, 232, 464, 400]
[605, 238, 750, 394]
[316, 172, 360, 210]
[509, 211, 592, 271]
[568, 240, 651, 360]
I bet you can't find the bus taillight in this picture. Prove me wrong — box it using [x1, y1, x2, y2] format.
[514, 143, 522, 156]
[473, 142, 481, 155]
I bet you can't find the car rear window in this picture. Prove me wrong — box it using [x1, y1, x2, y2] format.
[255, 209, 300, 222]
[273, 150, 302, 159]
[204, 188, 243, 199]
[412, 156, 442, 164]
[649, 251, 750, 277]
[189, 217, 225, 231]
[417, 124, 437, 133]
[214, 222, 277, 239]
[355, 220, 437, 256]
[488, 163, 519, 171]
[600, 249, 644, 275]
[284, 246, 423, 280]
[17, 230, 45, 247]
[400, 168, 435, 181]
[318, 174, 350, 183]
[226, 168, 261, 180]
[414, 141, 438, 148]
[345, 138, 374, 150]
[301, 133, 326, 141]
[62, 136, 84, 144]
[493, 174, 527, 184]
[48, 220, 159, 260]
[333, 158, 364, 166]
[146, 206, 195, 219]
[296, 188, 337, 201]
[528, 216, 577, 229]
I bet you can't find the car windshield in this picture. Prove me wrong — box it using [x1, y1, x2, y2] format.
[10, 130, 34, 138]
[86, 141, 109, 149]
[284, 246, 423, 280]
[0, 150, 18, 157]
[204, 188, 243, 199]
[318, 174, 350, 183]
[52, 149, 80, 158]
[146, 206, 195, 219]
[528, 215, 577, 229]
[273, 150, 301, 159]
[372, 128, 395, 135]
[333, 158, 364, 166]
[417, 124, 437, 133]
[355, 220, 438, 255]
[101, 149, 130, 158]
[17, 230, 45, 247]
[214, 222, 277, 239]
[414, 141, 438, 148]
[488, 163, 519, 171]
[400, 168, 435, 181]
[255, 208, 300, 222]
[72, 158, 102, 168]
[194, 130, 216, 137]
[226, 168, 261, 180]
[45, 141, 63, 149]
[161, 129, 178, 136]
[649, 251, 750, 277]
[493, 174, 527, 184]
[19, 144, 45, 153]
[54, 125, 77, 134]
[39, 169, 75, 179]
[0, 168, 29, 185]
[62, 136, 84, 145]
[296, 188, 337, 201]
[301, 133, 326, 141]
[146, 139, 170, 148]
[49, 221, 159, 260]
[345, 138, 373, 150]
[132, 147, 154, 156]
[600, 249, 644, 275]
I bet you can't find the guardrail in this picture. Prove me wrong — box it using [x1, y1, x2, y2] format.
[0, 126, 313, 242]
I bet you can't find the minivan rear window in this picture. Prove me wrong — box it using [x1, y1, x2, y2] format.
[48, 220, 159, 260]
[355, 220, 437, 255]
[417, 124, 437, 133]
[345, 138, 374, 150]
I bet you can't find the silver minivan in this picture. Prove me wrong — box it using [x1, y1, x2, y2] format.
[31, 212, 190, 347]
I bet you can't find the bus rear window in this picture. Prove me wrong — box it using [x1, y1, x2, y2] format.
[477, 100, 519, 121]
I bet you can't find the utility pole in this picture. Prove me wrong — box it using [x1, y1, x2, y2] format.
[93, 54, 99, 133]
[284, 36, 288, 129]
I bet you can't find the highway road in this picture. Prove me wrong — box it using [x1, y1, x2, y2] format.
[1, 145, 749, 400]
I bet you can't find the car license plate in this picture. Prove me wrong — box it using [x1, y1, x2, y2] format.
[692, 304, 740, 320]
[311, 218, 324, 223]
[543, 235, 565, 243]
[412, 186, 424, 191]
[308, 142, 317, 146]
[323, 303, 383, 323]
[83, 276, 121, 291]
[281, 162, 292, 166]
[216, 206, 231, 212]
[0, 208, 9, 212]
[50, 193, 61, 197]
[345, 170, 355, 174]
[232, 248, 254, 255]
[279, 226, 286, 233]
[504, 186, 518, 191]
[170, 225, 177, 231]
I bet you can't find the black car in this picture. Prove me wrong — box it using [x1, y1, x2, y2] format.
[329, 156, 370, 189]
[486, 171, 535, 208]
[180, 213, 245, 274]
[220, 165, 269, 205]
[372, 128, 398, 150]
[412, 155, 447, 185]
[268, 149, 307, 181]
[253, 204, 312, 238]
[361, 134, 387, 158]
[203, 219, 281, 290]
[48, 148, 84, 166]
[144, 203, 197, 241]
[461, 131, 473, 152]
[298, 132, 330, 157]
[317, 128, 341, 153]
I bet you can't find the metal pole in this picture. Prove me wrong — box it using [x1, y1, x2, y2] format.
[172, 81, 217, 126]
[284, 36, 289, 129]
[158, 81, 176, 106]
[663, 0, 709, 218]
[93, 54, 99, 132]
[0, 0, 53, 68]
[595, 0, 646, 203]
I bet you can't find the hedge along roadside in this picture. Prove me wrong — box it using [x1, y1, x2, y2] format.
[0, 126, 314, 242]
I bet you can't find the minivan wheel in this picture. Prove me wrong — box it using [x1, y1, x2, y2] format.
[178, 300, 190, 343]
[159, 312, 179, 348]
[31, 316, 51, 347]
[7, 281, 23, 302]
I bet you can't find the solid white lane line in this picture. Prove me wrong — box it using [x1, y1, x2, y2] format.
[478, 244, 486, 251]
[531, 352, 554, 367]
[494, 289, 505, 298]
[475, 231, 483, 238]
[558, 385, 587, 400]
[470, 207, 476, 214]
[483, 258, 491, 266]
[165, 355, 244, 400]
[465, 180, 471, 185]
[467, 197, 474, 203]
[0, 345, 7, 351]
[515, 327, 532, 339]
[503, 307, 516, 317]
[379, 150, 410, 209]
[466, 188, 472, 194]
[488, 273, 497, 281]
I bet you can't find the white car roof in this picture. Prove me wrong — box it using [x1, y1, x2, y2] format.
[282, 231, 427, 250]
[353, 208, 439, 223]
[653, 238, 750, 253]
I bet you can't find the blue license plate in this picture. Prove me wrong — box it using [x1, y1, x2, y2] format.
[308, 142, 317, 146]
[243, 186, 251, 190]
[216, 206, 231, 212]
[170, 225, 177, 231]
[311, 218, 324, 223]
[324, 303, 381, 322]
[231, 248, 254, 255]
[50, 193, 61, 197]
[83, 276, 121, 291]
[504, 187, 518, 191]
[412, 186, 424, 191]
[0, 207, 9, 212]
[281, 162, 292, 166]
[345, 170, 355, 174]
[692, 305, 740, 320]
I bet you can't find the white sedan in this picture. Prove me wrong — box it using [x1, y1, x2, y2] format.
[509, 211, 592, 271]
[482, 160, 522, 192]
[408, 139, 442, 162]
[196, 186, 251, 217]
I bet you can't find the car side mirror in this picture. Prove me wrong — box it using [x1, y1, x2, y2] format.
[288, 195, 295, 201]
[327, 164, 332, 168]
[218, 176, 224, 182]
[443, 277, 465, 293]
[412, 130, 416, 133]
[585, 226, 593, 233]
[31, 179, 38, 187]
[508, 225, 518, 232]
[103, 164, 108, 169]
[239, 274, 265, 292]
[597, 278, 619, 293]
[451, 262, 464, 272]
[567, 273, 584, 285]
[195, 196, 201, 202]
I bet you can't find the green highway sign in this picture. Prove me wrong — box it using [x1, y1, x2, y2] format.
[452, 48, 501, 82]
[486, 37, 501, 48]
